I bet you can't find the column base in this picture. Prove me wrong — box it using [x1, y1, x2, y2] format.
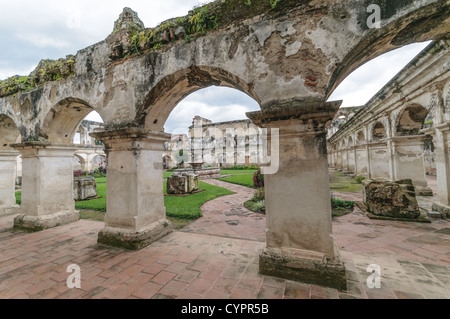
[431, 202, 450, 218]
[259, 247, 347, 290]
[0, 205, 20, 217]
[97, 219, 173, 250]
[13, 210, 80, 232]
[415, 186, 434, 197]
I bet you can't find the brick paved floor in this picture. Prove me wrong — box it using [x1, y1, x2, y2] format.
[0, 177, 449, 299]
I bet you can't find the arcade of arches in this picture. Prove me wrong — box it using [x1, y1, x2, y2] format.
[328, 40, 450, 216]
[0, 0, 449, 289]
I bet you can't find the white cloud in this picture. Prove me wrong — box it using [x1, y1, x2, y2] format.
[0, 1, 434, 133]
[328, 41, 432, 107]
[16, 32, 71, 49]
[0, 65, 36, 80]
[164, 87, 260, 133]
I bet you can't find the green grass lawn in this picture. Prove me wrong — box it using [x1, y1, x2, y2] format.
[164, 181, 233, 220]
[329, 170, 363, 192]
[16, 176, 234, 229]
[220, 169, 258, 175]
[217, 173, 255, 188]
[163, 171, 174, 179]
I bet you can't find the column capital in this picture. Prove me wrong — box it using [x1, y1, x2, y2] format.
[0, 149, 20, 158]
[246, 100, 342, 129]
[10, 142, 80, 157]
[388, 135, 428, 145]
[90, 127, 171, 152]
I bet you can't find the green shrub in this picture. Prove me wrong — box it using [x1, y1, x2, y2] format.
[251, 200, 265, 213]
[252, 187, 265, 201]
[331, 197, 355, 209]
[355, 176, 366, 184]
[253, 170, 264, 188]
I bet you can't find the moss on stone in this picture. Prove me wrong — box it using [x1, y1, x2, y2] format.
[118, 0, 302, 60]
[0, 55, 76, 98]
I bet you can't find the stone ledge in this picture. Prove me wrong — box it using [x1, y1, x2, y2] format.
[356, 202, 432, 223]
[13, 210, 80, 232]
[431, 202, 450, 219]
[415, 186, 434, 197]
[259, 248, 347, 290]
[97, 219, 173, 250]
[0, 205, 20, 217]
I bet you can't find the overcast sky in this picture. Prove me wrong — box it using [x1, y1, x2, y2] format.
[0, 0, 431, 133]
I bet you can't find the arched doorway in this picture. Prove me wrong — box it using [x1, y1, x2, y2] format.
[391, 104, 433, 195]
[12, 98, 105, 231]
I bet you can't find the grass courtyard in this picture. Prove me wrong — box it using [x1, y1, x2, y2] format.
[217, 169, 257, 188]
[15, 175, 234, 229]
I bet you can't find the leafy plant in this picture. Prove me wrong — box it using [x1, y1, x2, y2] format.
[331, 197, 355, 209]
[355, 176, 366, 184]
[270, 0, 281, 8]
[252, 187, 265, 201]
[251, 200, 265, 213]
[253, 170, 264, 188]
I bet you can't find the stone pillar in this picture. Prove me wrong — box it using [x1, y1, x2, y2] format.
[387, 140, 395, 181]
[366, 144, 372, 179]
[422, 125, 450, 216]
[91, 128, 172, 250]
[368, 141, 390, 180]
[355, 145, 369, 177]
[247, 101, 346, 290]
[10, 142, 80, 231]
[342, 148, 348, 173]
[0, 151, 20, 216]
[347, 146, 356, 175]
[390, 135, 432, 196]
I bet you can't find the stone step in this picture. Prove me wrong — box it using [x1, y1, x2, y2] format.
[427, 211, 443, 219]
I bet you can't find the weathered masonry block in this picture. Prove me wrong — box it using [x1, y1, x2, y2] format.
[167, 173, 199, 195]
[363, 179, 421, 219]
[73, 176, 97, 201]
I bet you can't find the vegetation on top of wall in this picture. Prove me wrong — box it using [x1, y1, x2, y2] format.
[0, 0, 297, 97]
[0, 55, 75, 98]
[122, 0, 296, 59]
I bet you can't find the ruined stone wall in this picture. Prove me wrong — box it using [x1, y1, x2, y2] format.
[189, 117, 262, 167]
[328, 40, 449, 195]
[0, 0, 447, 143]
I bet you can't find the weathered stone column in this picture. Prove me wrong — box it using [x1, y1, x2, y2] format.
[10, 142, 80, 231]
[341, 148, 348, 173]
[355, 145, 369, 177]
[91, 128, 172, 250]
[368, 141, 391, 180]
[366, 144, 372, 179]
[0, 151, 20, 216]
[247, 101, 346, 290]
[390, 135, 432, 196]
[347, 146, 356, 175]
[422, 124, 450, 216]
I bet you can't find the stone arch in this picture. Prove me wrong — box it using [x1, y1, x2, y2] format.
[348, 136, 354, 147]
[0, 115, 21, 150]
[92, 155, 107, 169]
[326, 1, 449, 99]
[41, 98, 97, 144]
[137, 66, 261, 131]
[371, 121, 387, 142]
[395, 104, 430, 136]
[356, 130, 366, 145]
[73, 154, 86, 171]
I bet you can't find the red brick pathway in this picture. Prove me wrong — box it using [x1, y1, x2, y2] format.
[181, 179, 266, 242]
[0, 176, 449, 299]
